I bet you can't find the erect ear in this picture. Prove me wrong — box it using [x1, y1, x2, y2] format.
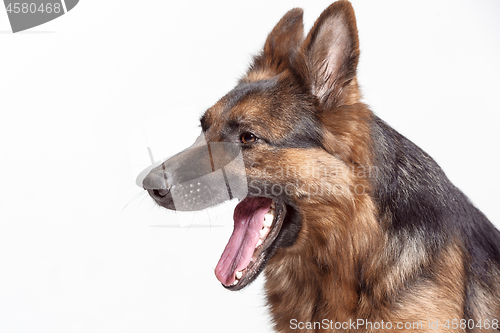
[300, 0, 360, 109]
[247, 8, 304, 77]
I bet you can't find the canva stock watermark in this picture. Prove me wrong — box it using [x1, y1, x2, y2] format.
[247, 163, 379, 198]
[3, 0, 79, 33]
[290, 318, 499, 331]
[138, 132, 380, 212]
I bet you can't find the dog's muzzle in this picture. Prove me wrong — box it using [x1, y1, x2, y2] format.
[139, 135, 248, 211]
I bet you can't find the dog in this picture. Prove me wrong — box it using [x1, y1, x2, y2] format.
[143, 1, 500, 331]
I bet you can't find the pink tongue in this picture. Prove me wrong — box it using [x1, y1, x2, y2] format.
[215, 197, 272, 286]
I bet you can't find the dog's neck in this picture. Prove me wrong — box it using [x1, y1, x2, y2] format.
[264, 193, 383, 331]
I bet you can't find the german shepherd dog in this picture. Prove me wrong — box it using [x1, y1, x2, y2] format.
[143, 1, 500, 331]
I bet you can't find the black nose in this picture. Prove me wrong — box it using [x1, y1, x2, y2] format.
[143, 169, 170, 201]
[152, 189, 169, 197]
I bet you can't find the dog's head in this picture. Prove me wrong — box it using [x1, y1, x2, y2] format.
[143, 1, 373, 290]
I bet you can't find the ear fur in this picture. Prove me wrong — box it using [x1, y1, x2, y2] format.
[246, 8, 304, 78]
[299, 0, 360, 109]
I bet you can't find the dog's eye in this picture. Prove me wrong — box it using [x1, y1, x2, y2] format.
[240, 132, 257, 144]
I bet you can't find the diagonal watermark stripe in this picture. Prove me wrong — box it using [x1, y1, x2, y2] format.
[3, 0, 79, 33]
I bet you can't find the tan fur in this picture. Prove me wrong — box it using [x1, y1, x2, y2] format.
[245, 70, 276, 82]
[382, 241, 466, 333]
[250, 2, 480, 331]
[466, 268, 500, 332]
[262, 145, 381, 331]
[196, 2, 500, 331]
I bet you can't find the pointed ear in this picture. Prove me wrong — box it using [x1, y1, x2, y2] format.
[247, 8, 304, 77]
[301, 1, 360, 109]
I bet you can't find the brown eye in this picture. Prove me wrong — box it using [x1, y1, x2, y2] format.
[240, 132, 257, 144]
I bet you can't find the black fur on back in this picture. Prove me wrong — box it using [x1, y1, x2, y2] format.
[371, 115, 500, 314]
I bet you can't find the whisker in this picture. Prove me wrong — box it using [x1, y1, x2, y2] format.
[148, 200, 156, 213]
[205, 209, 213, 229]
[136, 192, 151, 212]
[122, 190, 147, 211]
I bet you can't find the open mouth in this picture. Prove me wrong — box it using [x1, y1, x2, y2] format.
[215, 196, 286, 290]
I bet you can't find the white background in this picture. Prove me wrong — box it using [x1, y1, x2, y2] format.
[1, 1, 499, 332]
